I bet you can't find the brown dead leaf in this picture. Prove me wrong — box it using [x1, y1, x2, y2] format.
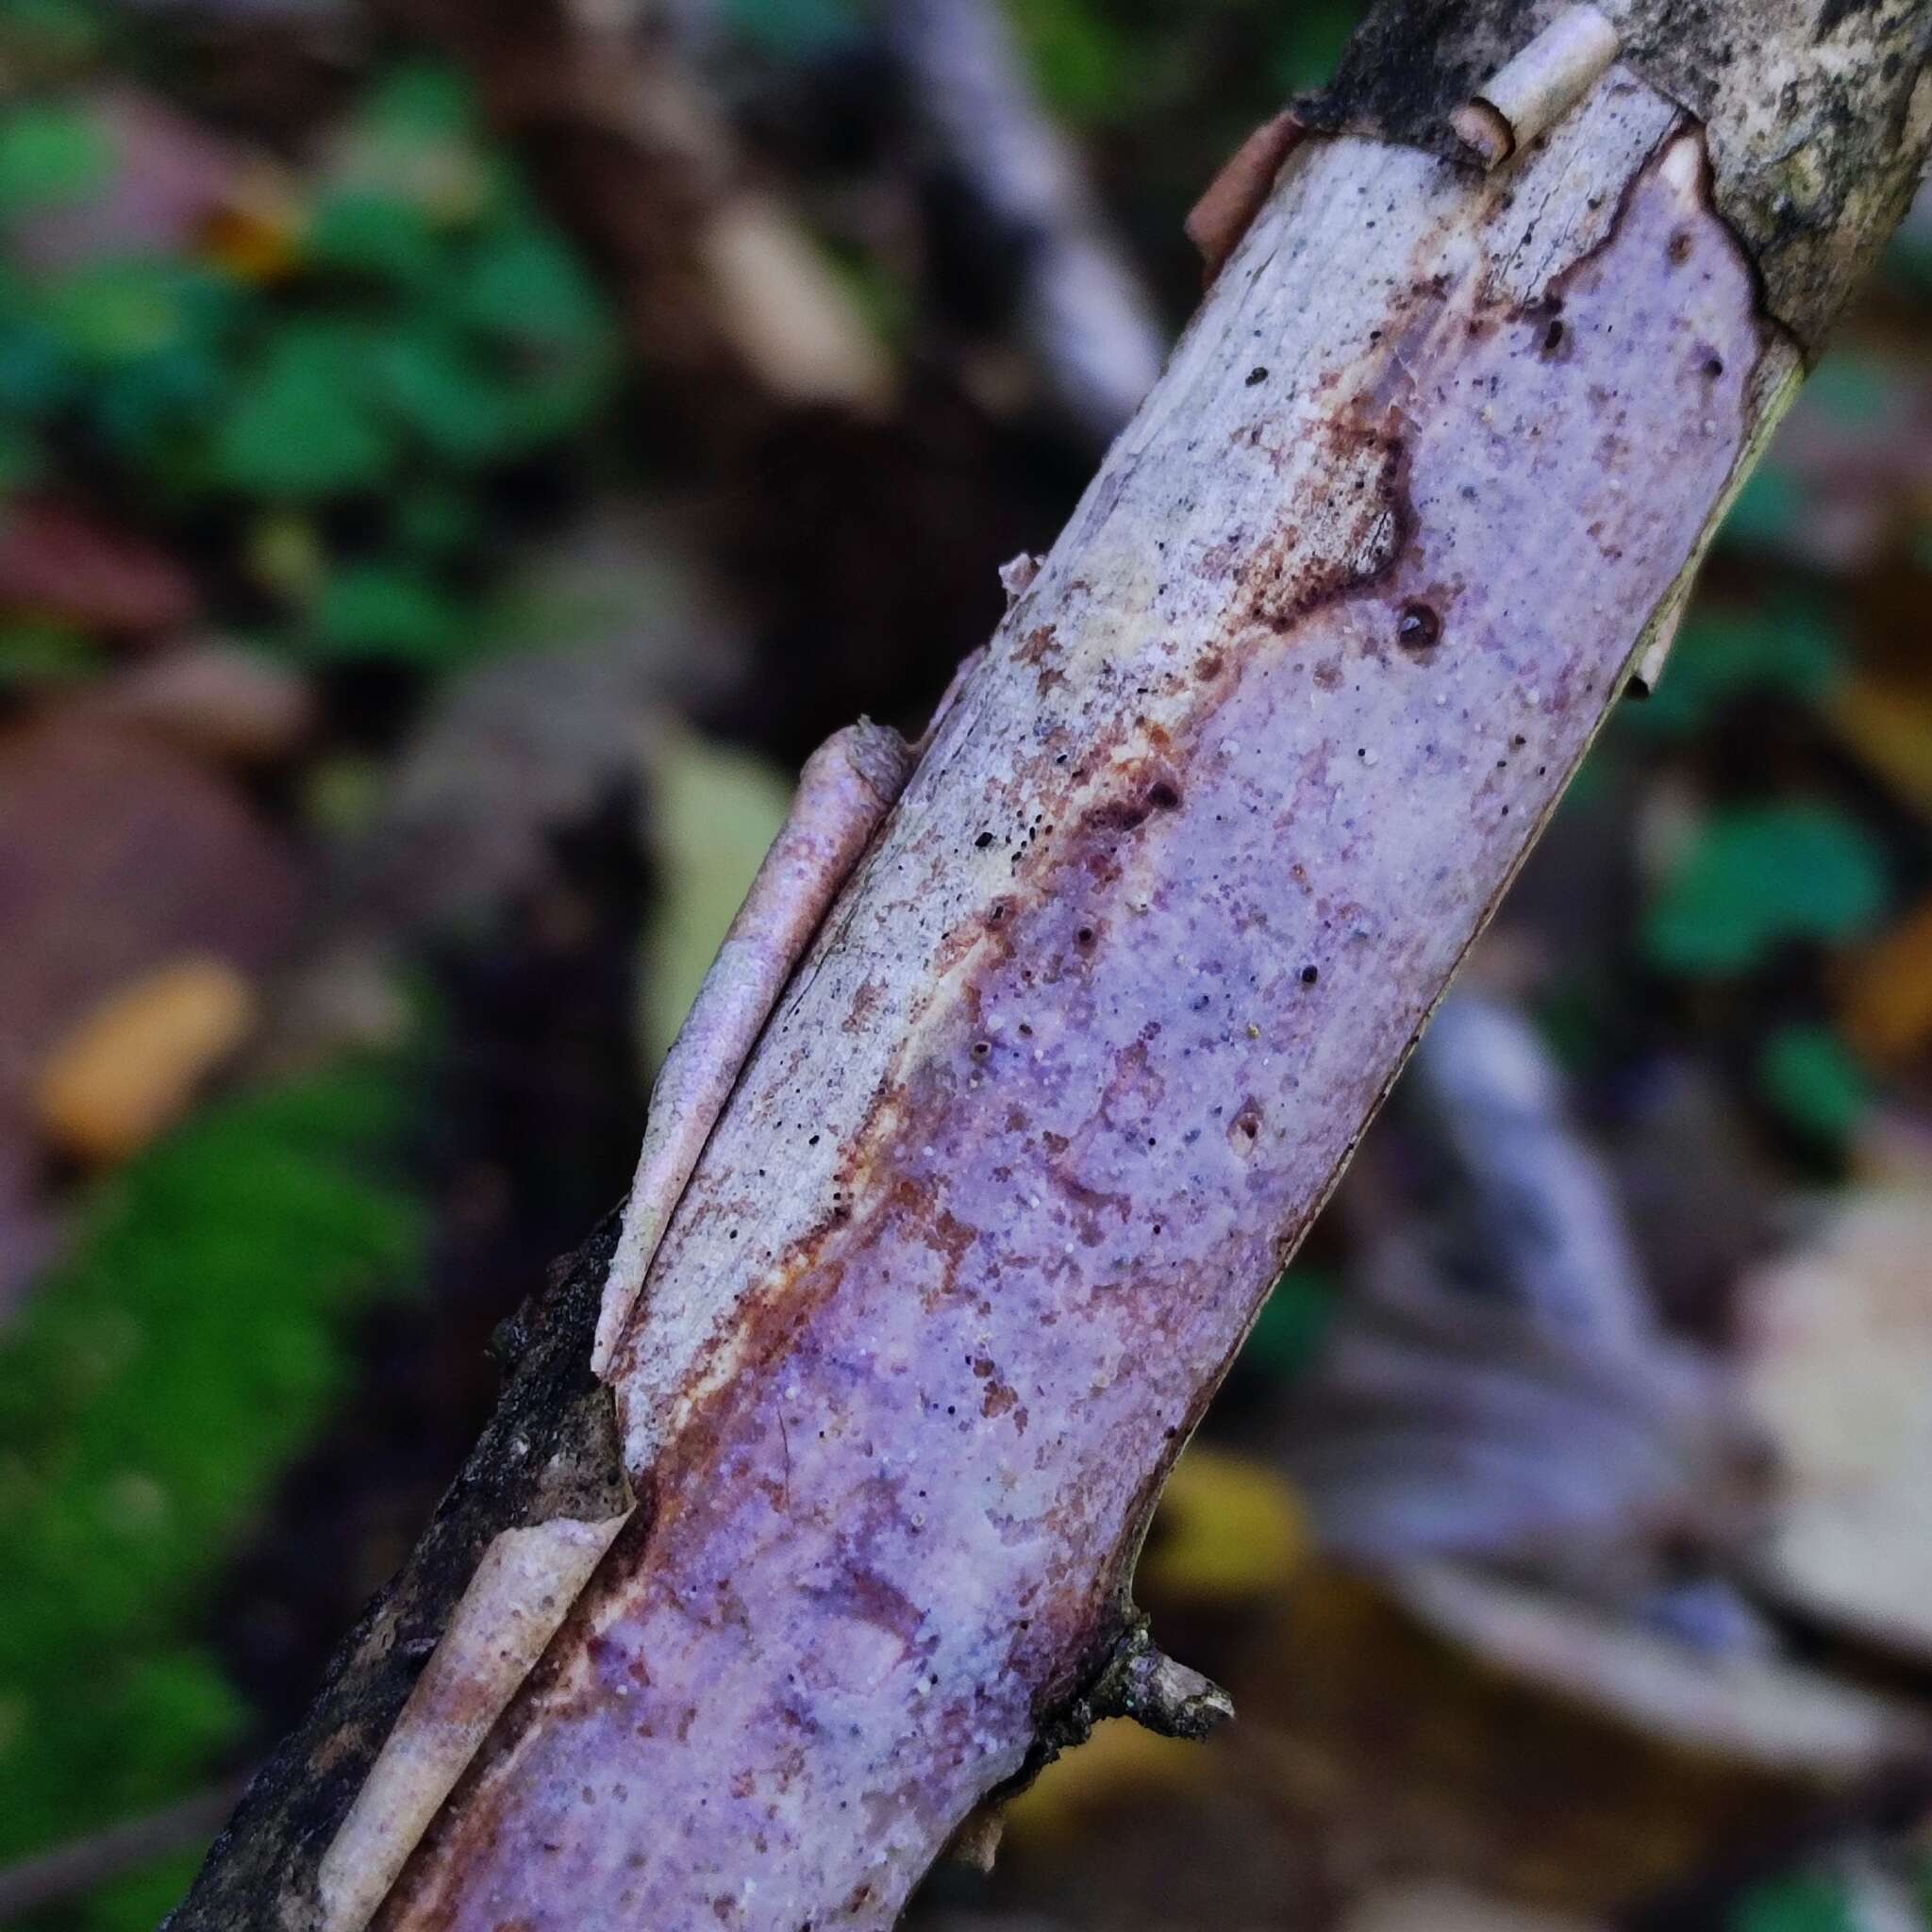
[74, 640, 316, 765]
[1338, 1885, 1603, 1932]
[35, 955, 258, 1162]
[0, 718, 299, 1130]
[0, 500, 199, 634]
[0, 1120, 58, 1319]
[1840, 896, 1932, 1066]
[1832, 670, 1932, 823]
[1225, 1559, 1925, 1914]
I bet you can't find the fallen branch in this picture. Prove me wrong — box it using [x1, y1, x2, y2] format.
[880, 0, 1168, 441]
[171, 2, 1931, 1927]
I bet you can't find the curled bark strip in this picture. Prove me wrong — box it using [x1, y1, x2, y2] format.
[1185, 109, 1304, 281]
[594, 720, 915, 1375]
[168, 1221, 632, 1932]
[1450, 5, 1620, 168]
[316, 1516, 628, 1932]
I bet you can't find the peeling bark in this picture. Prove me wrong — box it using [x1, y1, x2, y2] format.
[170, 4, 1931, 1929]
[595, 721, 915, 1374]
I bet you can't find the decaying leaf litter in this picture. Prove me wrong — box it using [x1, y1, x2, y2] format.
[0, 0, 1924, 1924]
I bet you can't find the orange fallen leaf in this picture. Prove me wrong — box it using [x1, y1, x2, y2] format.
[35, 956, 258, 1162]
[1840, 895, 1932, 1065]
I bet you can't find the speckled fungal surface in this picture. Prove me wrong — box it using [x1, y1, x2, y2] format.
[380, 92, 1785, 1932]
[166, 5, 1932, 1928]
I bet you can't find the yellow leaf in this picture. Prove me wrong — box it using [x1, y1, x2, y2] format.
[642, 726, 791, 1070]
[1003, 1716, 1213, 1848]
[1138, 1442, 1308, 1607]
[35, 955, 258, 1162]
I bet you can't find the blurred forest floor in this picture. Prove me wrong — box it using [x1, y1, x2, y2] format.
[0, 2, 1930, 1929]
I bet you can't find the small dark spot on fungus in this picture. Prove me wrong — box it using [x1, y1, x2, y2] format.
[1397, 601, 1441, 649]
[1703, 354, 1724, 378]
[1541, 317, 1565, 355]
[1300, 965, 1319, 986]
[974, 831, 994, 849]
[1075, 925, 1096, 950]
[1667, 228, 1693, 264]
[1245, 366, 1268, 386]
[1146, 779, 1182, 812]
[971, 1040, 991, 1060]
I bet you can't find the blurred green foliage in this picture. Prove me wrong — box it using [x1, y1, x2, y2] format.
[1732, 1873, 1860, 1932]
[1757, 1024, 1873, 1149]
[1641, 803, 1891, 977]
[0, 58, 617, 670]
[0, 1064, 423, 1929]
[1626, 604, 1843, 740]
[1238, 1265, 1338, 1383]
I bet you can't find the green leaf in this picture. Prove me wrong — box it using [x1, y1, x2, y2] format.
[306, 189, 444, 286]
[1239, 1266, 1338, 1381]
[1730, 1874, 1858, 1932]
[1757, 1025, 1871, 1147]
[0, 617, 97, 686]
[39, 259, 229, 366]
[90, 341, 227, 471]
[208, 323, 396, 499]
[1642, 803, 1891, 976]
[1802, 351, 1893, 429]
[375, 326, 516, 463]
[332, 63, 496, 230]
[360, 60, 479, 141]
[0, 0, 105, 71]
[1272, 0, 1360, 93]
[454, 219, 607, 351]
[394, 482, 482, 557]
[0, 101, 109, 216]
[311, 558, 466, 661]
[1720, 465, 1803, 551]
[1630, 602, 1842, 737]
[1004, 0, 1137, 122]
[0, 310, 74, 411]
